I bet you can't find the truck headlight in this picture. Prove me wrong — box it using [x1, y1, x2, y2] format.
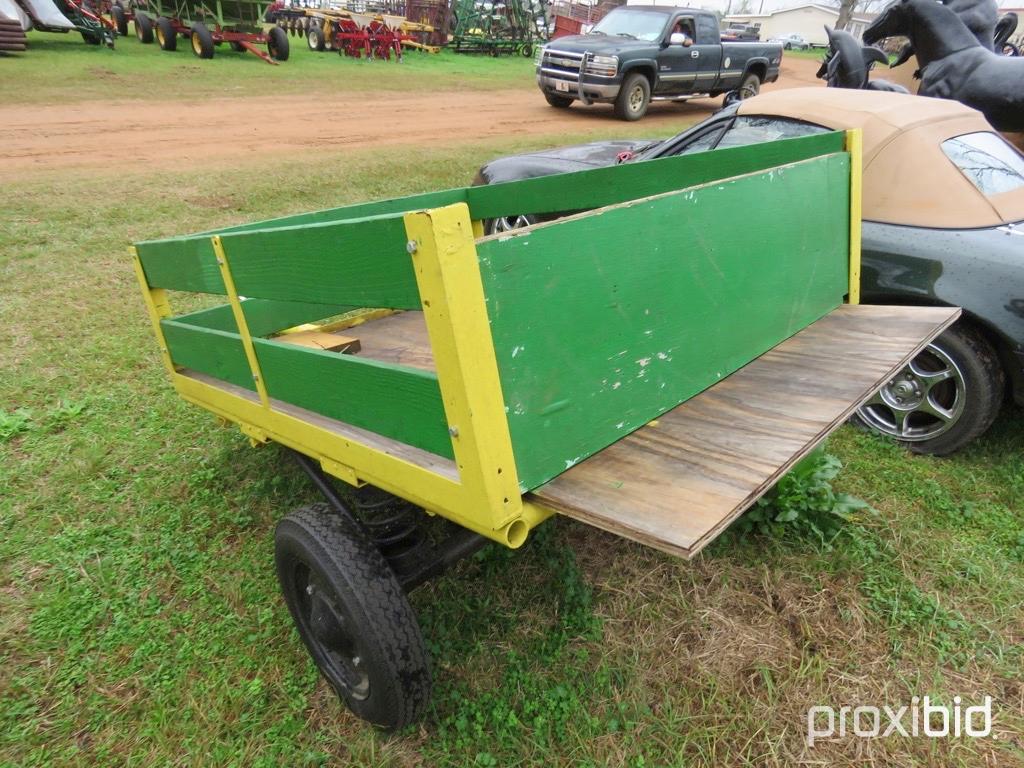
[584, 54, 618, 77]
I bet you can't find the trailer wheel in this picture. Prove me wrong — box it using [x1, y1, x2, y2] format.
[614, 72, 651, 121]
[275, 503, 431, 730]
[134, 12, 153, 43]
[156, 17, 176, 51]
[307, 24, 325, 51]
[111, 4, 127, 36]
[190, 22, 214, 58]
[268, 25, 289, 60]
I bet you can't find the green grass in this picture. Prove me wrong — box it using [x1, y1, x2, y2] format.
[0, 27, 537, 104]
[1, 48, 1023, 768]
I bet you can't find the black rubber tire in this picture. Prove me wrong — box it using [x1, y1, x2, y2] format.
[112, 5, 127, 36]
[614, 71, 651, 121]
[520, 42, 533, 57]
[307, 23, 324, 51]
[544, 92, 573, 109]
[738, 71, 761, 99]
[784, 42, 791, 50]
[134, 12, 153, 43]
[189, 22, 213, 58]
[268, 24, 289, 61]
[156, 16, 176, 51]
[229, 40, 245, 52]
[275, 503, 431, 730]
[853, 323, 1005, 455]
[81, 30, 103, 44]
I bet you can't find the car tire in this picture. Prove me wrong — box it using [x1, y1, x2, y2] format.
[484, 213, 537, 235]
[544, 92, 573, 109]
[274, 503, 431, 730]
[738, 71, 761, 99]
[614, 72, 650, 121]
[853, 323, 1004, 455]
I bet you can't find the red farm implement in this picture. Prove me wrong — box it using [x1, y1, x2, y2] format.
[270, 5, 435, 59]
[134, 0, 288, 63]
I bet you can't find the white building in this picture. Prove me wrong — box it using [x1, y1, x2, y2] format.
[722, 3, 875, 46]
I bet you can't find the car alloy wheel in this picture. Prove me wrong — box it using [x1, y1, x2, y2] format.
[857, 342, 966, 441]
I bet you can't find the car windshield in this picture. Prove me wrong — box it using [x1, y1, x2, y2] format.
[591, 9, 668, 41]
[941, 132, 1024, 197]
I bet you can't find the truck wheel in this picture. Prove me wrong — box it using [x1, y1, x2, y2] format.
[268, 25, 289, 60]
[544, 92, 573, 109]
[853, 323, 1004, 455]
[134, 12, 153, 43]
[307, 23, 325, 51]
[614, 72, 650, 121]
[111, 4, 127, 36]
[156, 17, 176, 50]
[738, 71, 761, 99]
[275, 503, 431, 730]
[190, 22, 214, 58]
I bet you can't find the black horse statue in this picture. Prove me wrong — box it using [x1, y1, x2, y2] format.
[891, 0, 997, 67]
[994, 12, 1019, 55]
[864, 0, 1024, 131]
[817, 26, 908, 91]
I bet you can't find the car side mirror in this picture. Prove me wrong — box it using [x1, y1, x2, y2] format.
[670, 32, 692, 46]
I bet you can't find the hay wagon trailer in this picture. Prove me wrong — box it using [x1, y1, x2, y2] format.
[133, 0, 288, 62]
[133, 130, 958, 729]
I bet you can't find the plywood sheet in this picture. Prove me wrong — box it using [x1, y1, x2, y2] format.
[529, 304, 960, 559]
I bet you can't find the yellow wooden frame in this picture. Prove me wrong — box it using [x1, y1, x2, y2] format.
[133, 209, 551, 549]
[846, 129, 863, 305]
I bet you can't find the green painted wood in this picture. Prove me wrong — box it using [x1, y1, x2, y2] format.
[253, 339, 453, 458]
[161, 318, 453, 457]
[465, 132, 846, 221]
[139, 238, 224, 295]
[162, 320, 255, 392]
[175, 298, 355, 337]
[478, 154, 851, 492]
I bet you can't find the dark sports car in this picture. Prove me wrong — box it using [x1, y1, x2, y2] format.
[474, 88, 1024, 454]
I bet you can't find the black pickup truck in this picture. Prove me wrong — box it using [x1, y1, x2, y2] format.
[536, 6, 783, 120]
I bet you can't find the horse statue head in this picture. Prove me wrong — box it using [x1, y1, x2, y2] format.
[817, 26, 909, 92]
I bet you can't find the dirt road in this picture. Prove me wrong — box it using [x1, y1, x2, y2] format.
[3, 58, 822, 179]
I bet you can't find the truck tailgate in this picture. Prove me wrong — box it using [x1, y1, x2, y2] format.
[528, 304, 960, 558]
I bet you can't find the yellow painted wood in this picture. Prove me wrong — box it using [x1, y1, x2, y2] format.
[403, 204, 525, 532]
[846, 129, 863, 305]
[212, 236, 270, 408]
[131, 247, 177, 378]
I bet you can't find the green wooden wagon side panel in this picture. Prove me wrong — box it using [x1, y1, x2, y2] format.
[160, 318, 453, 458]
[252, 340, 453, 458]
[477, 154, 851, 491]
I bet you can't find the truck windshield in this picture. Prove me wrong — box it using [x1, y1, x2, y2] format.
[590, 9, 669, 42]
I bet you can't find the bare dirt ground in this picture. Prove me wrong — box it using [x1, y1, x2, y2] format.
[2, 58, 823, 180]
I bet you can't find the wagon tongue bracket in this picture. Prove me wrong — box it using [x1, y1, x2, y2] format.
[235, 38, 278, 64]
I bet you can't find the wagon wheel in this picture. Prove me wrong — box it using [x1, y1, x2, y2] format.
[134, 11, 153, 42]
[275, 503, 431, 729]
[156, 16, 176, 50]
[268, 25, 289, 60]
[190, 21, 214, 58]
[111, 4, 127, 36]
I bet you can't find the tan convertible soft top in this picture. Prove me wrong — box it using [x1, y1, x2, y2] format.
[738, 88, 1024, 228]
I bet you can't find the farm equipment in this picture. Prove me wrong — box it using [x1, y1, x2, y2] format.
[0, 0, 30, 52]
[134, 0, 287, 62]
[451, 0, 548, 56]
[269, 5, 435, 59]
[15, 0, 115, 45]
[133, 130, 959, 728]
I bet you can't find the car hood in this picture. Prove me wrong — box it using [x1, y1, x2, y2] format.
[475, 139, 657, 185]
[542, 34, 656, 56]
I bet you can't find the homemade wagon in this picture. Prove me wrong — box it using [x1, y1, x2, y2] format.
[134, 0, 287, 62]
[133, 131, 958, 728]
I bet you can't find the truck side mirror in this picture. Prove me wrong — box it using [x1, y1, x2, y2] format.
[669, 32, 692, 47]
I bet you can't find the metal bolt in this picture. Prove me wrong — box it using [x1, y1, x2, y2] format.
[914, 390, 921, 396]
[905, 373, 913, 380]
[306, 585, 314, 595]
[448, 426, 459, 437]
[896, 397, 903, 403]
[352, 656, 361, 666]
[253, 373, 260, 381]
[216, 258, 225, 266]
[406, 240, 418, 254]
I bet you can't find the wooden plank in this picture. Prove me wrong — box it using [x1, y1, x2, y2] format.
[477, 154, 851, 491]
[529, 305, 961, 559]
[466, 131, 845, 221]
[339, 311, 434, 371]
[162, 320, 255, 392]
[274, 331, 360, 353]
